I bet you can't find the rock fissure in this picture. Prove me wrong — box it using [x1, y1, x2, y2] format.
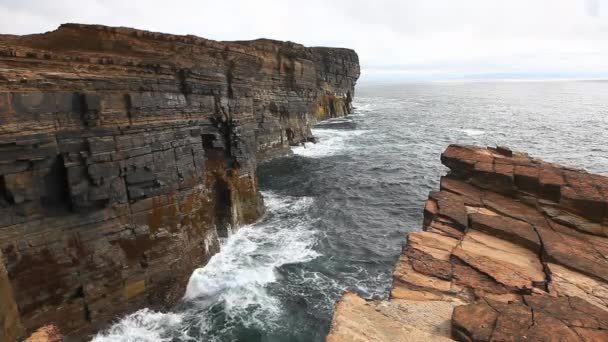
[527, 306, 537, 332]
[529, 219, 553, 292]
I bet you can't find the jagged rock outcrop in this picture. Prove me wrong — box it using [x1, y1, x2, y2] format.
[0, 23, 359, 339]
[328, 145, 608, 341]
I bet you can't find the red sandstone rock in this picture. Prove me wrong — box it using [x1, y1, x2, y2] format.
[469, 212, 541, 253]
[452, 302, 498, 341]
[328, 145, 608, 341]
[452, 296, 608, 342]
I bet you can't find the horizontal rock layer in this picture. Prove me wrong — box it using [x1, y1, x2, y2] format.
[328, 145, 608, 341]
[0, 24, 359, 339]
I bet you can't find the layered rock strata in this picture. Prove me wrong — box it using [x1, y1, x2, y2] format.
[0, 24, 359, 339]
[328, 145, 608, 341]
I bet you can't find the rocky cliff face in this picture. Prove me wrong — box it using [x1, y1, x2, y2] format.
[328, 145, 608, 341]
[0, 250, 22, 341]
[0, 23, 359, 339]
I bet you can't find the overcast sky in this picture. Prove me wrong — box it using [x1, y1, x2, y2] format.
[1, 0, 607, 81]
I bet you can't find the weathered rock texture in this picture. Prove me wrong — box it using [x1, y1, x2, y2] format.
[328, 145, 608, 342]
[0, 23, 359, 339]
[327, 292, 455, 342]
[0, 250, 23, 342]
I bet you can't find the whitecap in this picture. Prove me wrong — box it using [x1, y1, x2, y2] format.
[92, 309, 186, 342]
[293, 128, 372, 157]
[460, 128, 486, 136]
[92, 191, 319, 341]
[352, 102, 375, 112]
[315, 117, 353, 125]
[183, 191, 318, 328]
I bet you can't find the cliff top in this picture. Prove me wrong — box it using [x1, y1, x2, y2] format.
[0, 21, 359, 339]
[0, 23, 359, 61]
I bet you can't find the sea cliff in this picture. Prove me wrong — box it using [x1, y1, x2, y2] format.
[328, 145, 608, 341]
[0, 24, 359, 339]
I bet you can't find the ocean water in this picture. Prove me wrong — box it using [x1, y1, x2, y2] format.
[93, 81, 608, 342]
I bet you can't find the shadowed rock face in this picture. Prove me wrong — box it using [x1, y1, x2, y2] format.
[328, 145, 608, 342]
[0, 250, 22, 342]
[0, 23, 359, 339]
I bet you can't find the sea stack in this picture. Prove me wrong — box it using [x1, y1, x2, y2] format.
[327, 145, 608, 341]
[0, 24, 359, 339]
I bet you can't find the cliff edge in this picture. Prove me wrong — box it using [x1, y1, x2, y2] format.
[328, 145, 608, 341]
[0, 24, 359, 339]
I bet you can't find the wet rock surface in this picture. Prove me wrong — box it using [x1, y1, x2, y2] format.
[0, 24, 359, 339]
[328, 145, 608, 341]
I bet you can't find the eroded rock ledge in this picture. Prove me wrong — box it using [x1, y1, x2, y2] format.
[0, 24, 359, 340]
[328, 145, 608, 341]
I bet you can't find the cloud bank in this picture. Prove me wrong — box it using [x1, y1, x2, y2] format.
[1, 0, 607, 81]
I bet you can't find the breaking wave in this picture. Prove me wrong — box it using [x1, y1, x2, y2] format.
[293, 125, 371, 158]
[91, 310, 186, 342]
[92, 192, 318, 342]
[460, 128, 486, 136]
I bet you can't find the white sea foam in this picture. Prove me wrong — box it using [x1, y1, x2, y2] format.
[315, 118, 353, 125]
[461, 128, 486, 136]
[293, 128, 371, 157]
[93, 191, 318, 341]
[352, 101, 376, 113]
[184, 191, 317, 328]
[92, 309, 186, 342]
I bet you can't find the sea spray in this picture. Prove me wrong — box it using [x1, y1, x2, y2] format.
[292, 126, 371, 158]
[91, 310, 186, 342]
[183, 192, 318, 324]
[92, 192, 318, 342]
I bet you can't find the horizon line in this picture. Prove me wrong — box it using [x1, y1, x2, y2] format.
[358, 76, 608, 84]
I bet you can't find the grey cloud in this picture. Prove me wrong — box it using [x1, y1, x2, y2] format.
[586, 0, 600, 16]
[0, 0, 606, 80]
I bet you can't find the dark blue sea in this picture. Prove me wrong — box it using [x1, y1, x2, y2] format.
[93, 81, 608, 342]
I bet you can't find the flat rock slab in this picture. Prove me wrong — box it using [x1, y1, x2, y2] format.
[547, 263, 608, 311]
[453, 229, 546, 290]
[453, 296, 608, 342]
[327, 293, 455, 342]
